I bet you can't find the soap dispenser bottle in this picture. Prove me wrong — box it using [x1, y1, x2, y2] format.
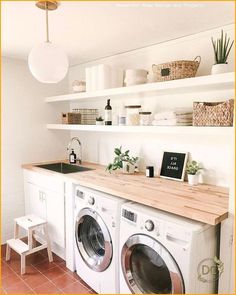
[69, 149, 77, 164]
[105, 99, 112, 125]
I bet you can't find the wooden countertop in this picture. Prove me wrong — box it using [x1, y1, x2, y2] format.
[22, 160, 229, 225]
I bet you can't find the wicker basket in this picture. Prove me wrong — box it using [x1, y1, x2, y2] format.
[193, 99, 234, 126]
[152, 56, 201, 82]
[62, 113, 81, 124]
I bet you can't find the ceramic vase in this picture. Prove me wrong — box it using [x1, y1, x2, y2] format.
[188, 174, 199, 186]
[122, 162, 135, 174]
[211, 63, 229, 75]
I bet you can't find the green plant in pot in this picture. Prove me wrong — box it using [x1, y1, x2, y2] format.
[186, 160, 202, 186]
[211, 30, 234, 75]
[106, 146, 138, 174]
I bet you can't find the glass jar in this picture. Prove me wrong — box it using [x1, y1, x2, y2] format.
[118, 105, 126, 126]
[139, 112, 152, 126]
[125, 105, 142, 126]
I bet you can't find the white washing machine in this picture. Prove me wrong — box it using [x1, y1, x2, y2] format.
[119, 202, 219, 294]
[74, 185, 126, 294]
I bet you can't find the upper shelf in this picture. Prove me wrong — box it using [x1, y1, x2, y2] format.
[45, 72, 235, 103]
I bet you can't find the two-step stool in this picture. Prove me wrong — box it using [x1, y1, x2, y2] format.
[6, 214, 53, 274]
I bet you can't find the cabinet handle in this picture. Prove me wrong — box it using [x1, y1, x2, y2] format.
[39, 191, 46, 201]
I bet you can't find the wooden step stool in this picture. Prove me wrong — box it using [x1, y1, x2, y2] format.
[6, 214, 53, 274]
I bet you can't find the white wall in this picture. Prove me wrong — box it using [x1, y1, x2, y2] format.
[1, 57, 69, 243]
[1, 21, 234, 290]
[68, 24, 234, 187]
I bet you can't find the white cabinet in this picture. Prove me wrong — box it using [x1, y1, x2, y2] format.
[25, 182, 46, 220]
[45, 189, 65, 248]
[23, 170, 65, 249]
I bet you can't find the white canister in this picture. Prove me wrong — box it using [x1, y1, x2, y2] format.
[139, 112, 152, 126]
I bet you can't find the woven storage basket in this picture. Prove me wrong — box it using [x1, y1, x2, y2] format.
[152, 56, 201, 82]
[193, 99, 234, 126]
[62, 113, 81, 124]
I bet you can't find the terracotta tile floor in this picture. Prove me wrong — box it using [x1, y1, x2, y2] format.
[1, 244, 96, 294]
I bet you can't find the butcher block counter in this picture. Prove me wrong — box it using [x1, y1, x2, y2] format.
[22, 160, 229, 226]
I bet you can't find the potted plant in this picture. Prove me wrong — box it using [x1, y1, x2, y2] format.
[186, 160, 202, 186]
[211, 30, 234, 75]
[106, 146, 138, 174]
[96, 116, 104, 125]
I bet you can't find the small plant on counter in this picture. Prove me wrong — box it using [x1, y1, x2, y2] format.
[186, 160, 201, 175]
[186, 160, 202, 186]
[106, 146, 138, 174]
[211, 30, 234, 64]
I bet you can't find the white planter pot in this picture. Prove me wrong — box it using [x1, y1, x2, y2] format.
[96, 121, 104, 126]
[122, 162, 135, 174]
[188, 174, 199, 186]
[211, 64, 229, 75]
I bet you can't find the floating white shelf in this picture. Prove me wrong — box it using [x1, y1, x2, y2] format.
[47, 124, 233, 135]
[45, 72, 235, 103]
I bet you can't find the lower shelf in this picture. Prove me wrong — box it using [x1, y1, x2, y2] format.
[47, 124, 234, 135]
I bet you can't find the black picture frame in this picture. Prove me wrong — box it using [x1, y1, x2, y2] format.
[160, 151, 188, 181]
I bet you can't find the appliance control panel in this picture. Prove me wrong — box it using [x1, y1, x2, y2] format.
[122, 209, 137, 223]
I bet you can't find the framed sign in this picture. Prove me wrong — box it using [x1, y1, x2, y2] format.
[160, 151, 188, 181]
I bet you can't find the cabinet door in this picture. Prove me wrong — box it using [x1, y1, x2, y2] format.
[45, 189, 65, 248]
[25, 182, 46, 220]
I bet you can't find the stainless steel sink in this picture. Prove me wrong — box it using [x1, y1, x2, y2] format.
[36, 162, 94, 174]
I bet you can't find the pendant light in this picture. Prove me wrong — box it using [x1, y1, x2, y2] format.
[28, 0, 68, 83]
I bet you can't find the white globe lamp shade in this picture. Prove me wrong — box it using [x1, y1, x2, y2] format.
[28, 42, 69, 83]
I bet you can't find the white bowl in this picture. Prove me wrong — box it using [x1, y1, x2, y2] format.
[125, 69, 148, 78]
[125, 76, 147, 82]
[125, 78, 147, 86]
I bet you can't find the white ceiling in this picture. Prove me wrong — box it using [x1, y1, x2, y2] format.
[1, 1, 234, 66]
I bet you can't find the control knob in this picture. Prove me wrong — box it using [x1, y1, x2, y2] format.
[145, 220, 154, 231]
[88, 196, 95, 205]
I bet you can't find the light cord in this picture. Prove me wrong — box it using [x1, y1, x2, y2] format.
[45, 1, 50, 42]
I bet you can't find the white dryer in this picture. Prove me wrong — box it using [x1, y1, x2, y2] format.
[119, 202, 218, 294]
[74, 185, 126, 294]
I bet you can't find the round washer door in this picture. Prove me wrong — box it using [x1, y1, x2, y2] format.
[75, 208, 113, 272]
[121, 234, 184, 294]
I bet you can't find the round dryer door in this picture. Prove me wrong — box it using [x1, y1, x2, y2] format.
[75, 208, 113, 272]
[121, 234, 184, 294]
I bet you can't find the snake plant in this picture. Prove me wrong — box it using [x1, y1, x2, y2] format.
[211, 30, 234, 64]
